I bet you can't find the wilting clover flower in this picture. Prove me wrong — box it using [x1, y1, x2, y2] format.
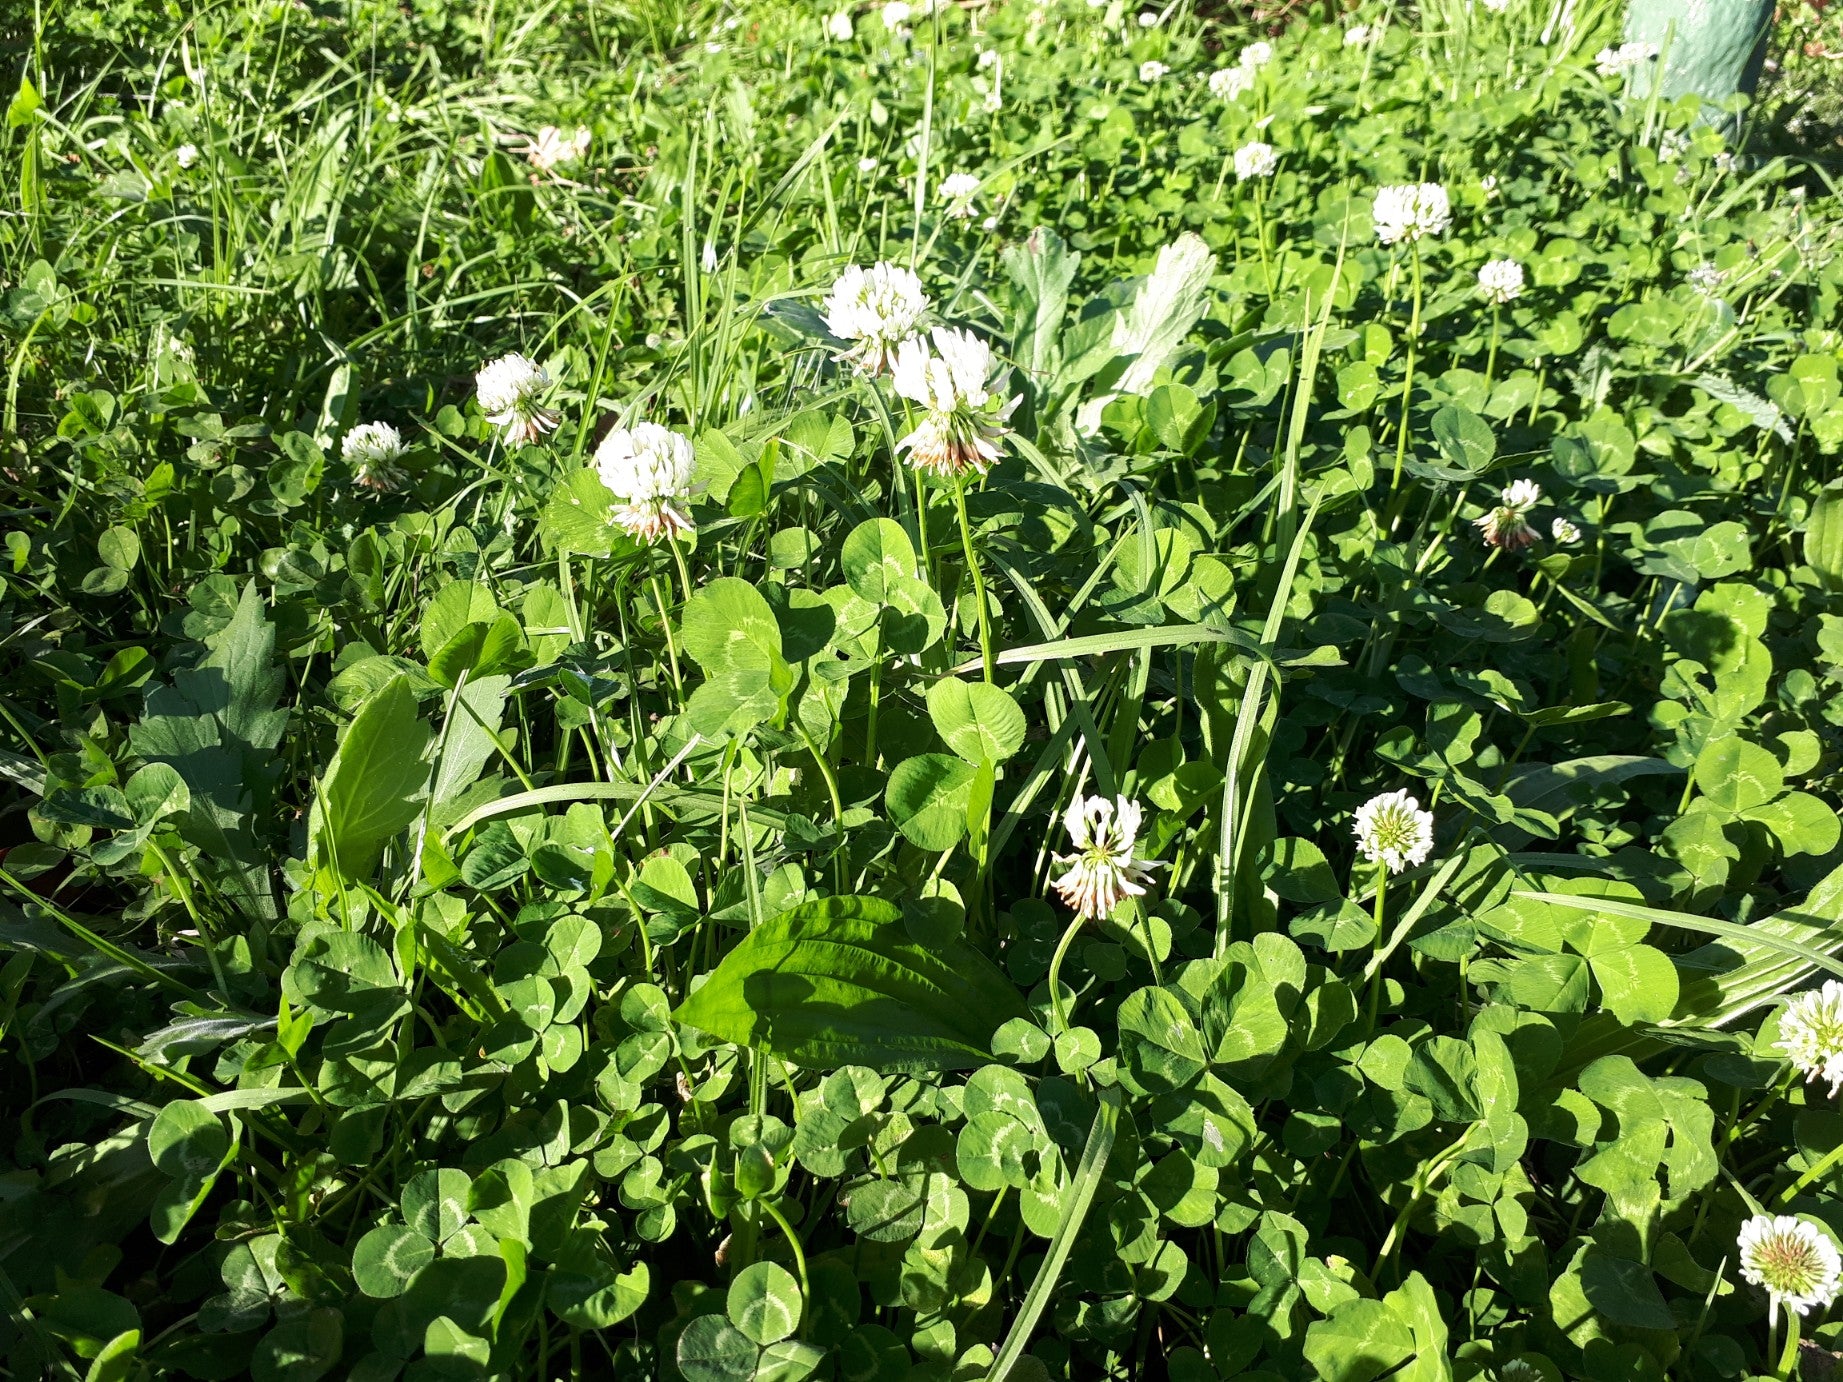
[528, 125, 590, 173]
[1551, 516, 1581, 545]
[824, 9, 854, 40]
[1474, 478, 1542, 550]
[1353, 790, 1435, 874]
[1208, 65, 1254, 100]
[1373, 182, 1451, 245]
[1477, 258, 1524, 304]
[1234, 141, 1278, 181]
[1779, 981, 1843, 1096]
[1737, 1215, 1842, 1326]
[891, 327, 1015, 478]
[1239, 40, 1274, 67]
[594, 422, 698, 544]
[342, 421, 408, 491]
[940, 171, 982, 217]
[1052, 795, 1162, 920]
[1595, 40, 1658, 76]
[822, 262, 929, 374]
[1139, 59, 1170, 82]
[475, 353, 560, 446]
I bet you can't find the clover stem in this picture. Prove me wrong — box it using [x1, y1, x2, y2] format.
[758, 1196, 810, 1331]
[1389, 244, 1425, 497]
[647, 572, 684, 705]
[1362, 867, 1390, 1033]
[952, 476, 995, 684]
[1775, 1312, 1800, 1380]
[668, 529, 697, 615]
[1484, 304, 1501, 387]
[1046, 910, 1086, 1038]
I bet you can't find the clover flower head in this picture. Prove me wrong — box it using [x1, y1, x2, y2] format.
[1480, 173, 1499, 196]
[1208, 65, 1255, 100]
[594, 421, 698, 544]
[1344, 23, 1375, 44]
[1550, 516, 1581, 544]
[475, 353, 560, 446]
[891, 327, 1015, 477]
[1737, 1214, 1841, 1326]
[1138, 9, 1160, 24]
[1353, 790, 1435, 873]
[529, 125, 590, 173]
[1373, 182, 1452, 245]
[882, 0, 912, 29]
[822, 262, 929, 374]
[1474, 479, 1541, 549]
[1234, 141, 1278, 181]
[1239, 40, 1274, 68]
[1779, 980, 1843, 1097]
[940, 171, 982, 216]
[342, 421, 408, 491]
[978, 47, 1000, 67]
[175, 143, 200, 169]
[1495, 1363, 1543, 1382]
[1687, 262, 1724, 297]
[1053, 795, 1162, 920]
[1713, 150, 1737, 174]
[825, 9, 855, 40]
[1595, 40, 1658, 76]
[1477, 257, 1524, 304]
[1139, 59, 1170, 82]
[858, 156, 880, 173]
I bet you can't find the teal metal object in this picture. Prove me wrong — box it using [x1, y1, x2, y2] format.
[1621, 0, 1775, 122]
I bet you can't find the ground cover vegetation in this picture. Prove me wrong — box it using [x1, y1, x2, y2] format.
[5, 0, 1843, 1377]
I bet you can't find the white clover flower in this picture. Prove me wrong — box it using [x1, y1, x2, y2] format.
[1551, 516, 1581, 544]
[1738, 1215, 1842, 1326]
[822, 262, 929, 373]
[1138, 8, 1159, 23]
[1052, 795, 1162, 920]
[981, 214, 1001, 231]
[342, 421, 408, 491]
[1687, 262, 1724, 297]
[1372, 182, 1452, 245]
[825, 9, 855, 39]
[1139, 59, 1170, 82]
[1353, 790, 1435, 873]
[940, 170, 982, 217]
[175, 143, 200, 169]
[977, 47, 999, 68]
[983, 86, 1003, 113]
[1595, 40, 1658, 76]
[1344, 23, 1375, 44]
[1658, 128, 1689, 163]
[882, 0, 912, 28]
[1239, 40, 1274, 67]
[1780, 981, 1843, 1096]
[1474, 479, 1541, 550]
[1480, 0, 1510, 11]
[1480, 173, 1499, 197]
[857, 155, 880, 173]
[594, 422, 698, 544]
[1495, 1364, 1543, 1382]
[891, 327, 1015, 477]
[1713, 150, 1737, 174]
[1208, 65, 1254, 100]
[475, 353, 560, 446]
[528, 125, 590, 173]
[1234, 141, 1278, 181]
[1477, 258, 1524, 304]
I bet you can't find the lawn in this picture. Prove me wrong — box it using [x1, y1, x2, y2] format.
[4, 0, 1843, 1378]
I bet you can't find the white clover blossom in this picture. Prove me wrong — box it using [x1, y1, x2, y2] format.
[857, 156, 880, 174]
[1780, 981, 1843, 1096]
[1052, 795, 1162, 920]
[1474, 478, 1542, 550]
[1658, 128, 1690, 163]
[1234, 141, 1278, 181]
[1480, 173, 1499, 197]
[1551, 516, 1581, 545]
[882, 0, 912, 28]
[981, 214, 1000, 231]
[475, 353, 560, 446]
[1239, 40, 1274, 67]
[821, 262, 929, 374]
[1595, 40, 1658, 76]
[1139, 59, 1170, 82]
[1372, 182, 1452, 245]
[1687, 262, 1725, 297]
[940, 171, 982, 217]
[825, 9, 854, 39]
[891, 327, 1015, 477]
[1138, 9, 1160, 24]
[1353, 790, 1435, 873]
[175, 143, 200, 169]
[977, 47, 999, 68]
[342, 421, 408, 491]
[1477, 258, 1524, 304]
[1344, 23, 1375, 44]
[1737, 1215, 1842, 1326]
[594, 422, 698, 544]
[528, 125, 590, 173]
[1714, 150, 1737, 174]
[1208, 65, 1254, 100]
